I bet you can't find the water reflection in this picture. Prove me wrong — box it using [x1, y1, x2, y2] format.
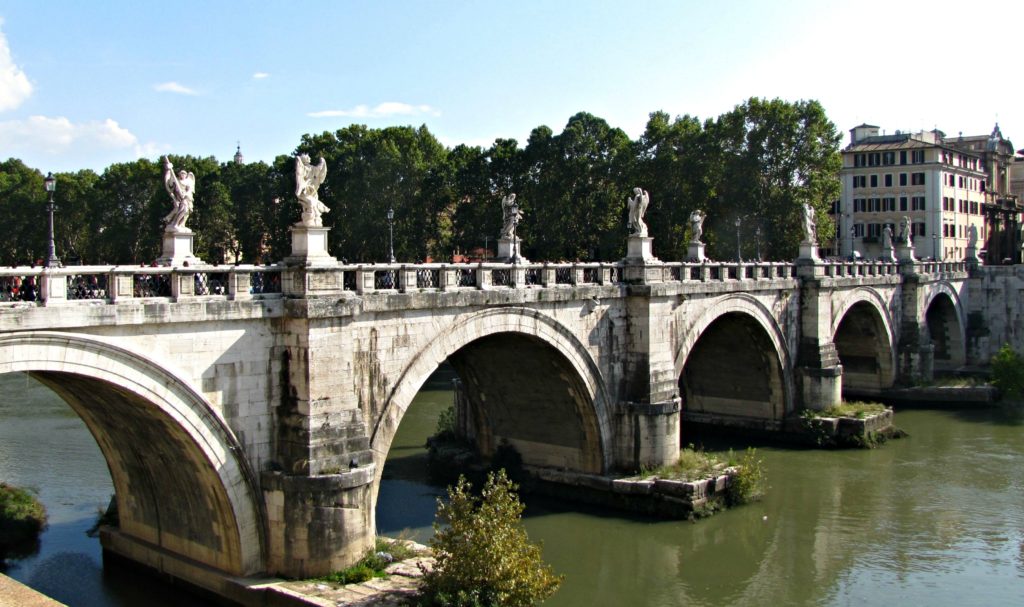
[4, 366, 1024, 606]
[0, 373, 215, 607]
[377, 368, 1024, 607]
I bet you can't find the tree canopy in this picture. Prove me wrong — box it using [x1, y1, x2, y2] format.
[0, 98, 841, 266]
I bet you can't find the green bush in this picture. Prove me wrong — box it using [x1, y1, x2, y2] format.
[991, 344, 1024, 400]
[727, 448, 766, 506]
[0, 482, 48, 563]
[435, 405, 457, 440]
[317, 536, 424, 585]
[417, 470, 562, 607]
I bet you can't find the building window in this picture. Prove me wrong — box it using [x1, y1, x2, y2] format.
[900, 196, 908, 211]
[912, 150, 925, 163]
[853, 223, 865, 237]
[899, 173, 908, 186]
[912, 196, 926, 211]
[884, 174, 893, 187]
[883, 151, 896, 165]
[900, 150, 907, 165]
[911, 172, 925, 185]
[913, 222, 926, 237]
[852, 175, 866, 188]
[870, 174, 878, 188]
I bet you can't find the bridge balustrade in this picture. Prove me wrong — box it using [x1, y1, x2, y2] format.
[0, 265, 285, 305]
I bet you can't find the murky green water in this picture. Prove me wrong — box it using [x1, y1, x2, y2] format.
[3, 368, 1024, 606]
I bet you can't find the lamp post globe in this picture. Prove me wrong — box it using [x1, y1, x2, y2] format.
[43, 172, 61, 268]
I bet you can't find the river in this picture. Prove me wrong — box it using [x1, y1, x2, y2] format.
[2, 369, 1023, 606]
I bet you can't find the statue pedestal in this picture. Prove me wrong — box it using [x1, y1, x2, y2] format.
[624, 236, 659, 264]
[965, 244, 979, 264]
[496, 237, 527, 263]
[797, 241, 820, 262]
[156, 229, 203, 267]
[896, 242, 916, 263]
[285, 225, 337, 267]
[880, 245, 896, 263]
[687, 241, 706, 263]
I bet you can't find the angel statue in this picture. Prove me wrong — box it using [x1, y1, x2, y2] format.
[898, 216, 912, 245]
[627, 187, 650, 237]
[295, 154, 329, 227]
[162, 157, 196, 232]
[801, 202, 817, 244]
[499, 193, 522, 240]
[689, 209, 706, 244]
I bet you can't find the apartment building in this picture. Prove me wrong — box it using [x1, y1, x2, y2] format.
[838, 124, 989, 261]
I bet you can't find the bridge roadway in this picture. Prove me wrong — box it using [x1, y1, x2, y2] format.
[0, 256, 988, 596]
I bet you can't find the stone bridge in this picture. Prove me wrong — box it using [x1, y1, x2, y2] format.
[0, 254, 1001, 597]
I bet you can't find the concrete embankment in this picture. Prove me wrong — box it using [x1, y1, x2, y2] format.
[0, 574, 67, 607]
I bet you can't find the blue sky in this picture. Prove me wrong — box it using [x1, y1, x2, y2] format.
[1, 0, 1021, 173]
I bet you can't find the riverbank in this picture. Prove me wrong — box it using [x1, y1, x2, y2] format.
[0, 573, 66, 607]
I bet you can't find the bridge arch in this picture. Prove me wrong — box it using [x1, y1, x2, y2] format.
[0, 331, 265, 576]
[370, 307, 612, 500]
[830, 288, 897, 392]
[923, 282, 966, 370]
[674, 295, 794, 423]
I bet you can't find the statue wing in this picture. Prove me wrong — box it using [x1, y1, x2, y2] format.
[295, 157, 305, 197]
[639, 190, 650, 215]
[184, 172, 196, 189]
[312, 157, 327, 187]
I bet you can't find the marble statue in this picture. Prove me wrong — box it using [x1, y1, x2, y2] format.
[689, 209, 706, 244]
[968, 224, 979, 249]
[898, 216, 912, 245]
[295, 154, 329, 227]
[882, 224, 893, 249]
[499, 193, 522, 240]
[627, 188, 650, 237]
[162, 157, 195, 232]
[801, 203, 817, 243]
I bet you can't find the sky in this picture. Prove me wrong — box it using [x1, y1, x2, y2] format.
[1, 0, 1021, 173]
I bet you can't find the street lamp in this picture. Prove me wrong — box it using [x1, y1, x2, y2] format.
[386, 207, 395, 263]
[43, 172, 61, 268]
[734, 217, 742, 263]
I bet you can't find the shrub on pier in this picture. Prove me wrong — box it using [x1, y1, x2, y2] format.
[0, 482, 48, 564]
[992, 344, 1024, 401]
[417, 469, 562, 607]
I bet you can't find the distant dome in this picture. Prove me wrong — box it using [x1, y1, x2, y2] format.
[233, 144, 244, 164]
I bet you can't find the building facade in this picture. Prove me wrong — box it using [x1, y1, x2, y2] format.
[838, 124, 1018, 262]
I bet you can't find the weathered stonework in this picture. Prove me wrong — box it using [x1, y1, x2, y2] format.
[0, 258, 984, 598]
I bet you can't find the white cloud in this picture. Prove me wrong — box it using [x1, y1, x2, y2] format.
[0, 115, 148, 156]
[252, 72, 270, 79]
[0, 22, 33, 112]
[154, 81, 199, 96]
[308, 102, 440, 119]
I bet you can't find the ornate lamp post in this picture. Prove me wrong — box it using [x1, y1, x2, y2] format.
[43, 172, 61, 268]
[734, 217, 742, 263]
[387, 207, 395, 263]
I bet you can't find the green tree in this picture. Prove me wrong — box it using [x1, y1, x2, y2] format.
[0, 482, 48, 563]
[706, 98, 841, 260]
[633, 111, 717, 260]
[419, 470, 562, 607]
[991, 344, 1024, 400]
[523, 113, 633, 260]
[0, 159, 48, 264]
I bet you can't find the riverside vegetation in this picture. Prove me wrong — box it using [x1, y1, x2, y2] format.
[0, 482, 48, 567]
[0, 97, 840, 266]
